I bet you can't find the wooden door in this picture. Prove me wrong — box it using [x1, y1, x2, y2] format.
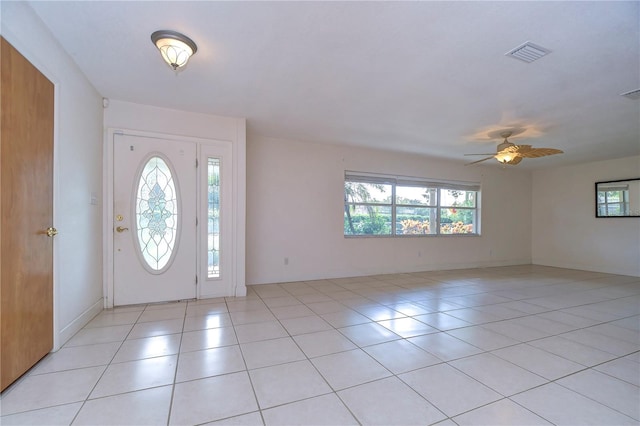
[0, 38, 55, 391]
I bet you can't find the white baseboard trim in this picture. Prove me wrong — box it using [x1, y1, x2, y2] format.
[54, 298, 103, 351]
[248, 259, 533, 285]
[532, 258, 640, 278]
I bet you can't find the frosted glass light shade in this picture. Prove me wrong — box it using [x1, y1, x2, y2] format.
[495, 152, 514, 163]
[151, 30, 197, 71]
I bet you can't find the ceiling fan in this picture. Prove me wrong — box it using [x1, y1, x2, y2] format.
[465, 131, 563, 166]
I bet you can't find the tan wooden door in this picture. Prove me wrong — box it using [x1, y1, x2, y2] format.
[0, 38, 55, 391]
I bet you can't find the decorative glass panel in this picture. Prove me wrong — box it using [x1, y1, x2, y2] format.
[208, 158, 221, 278]
[136, 156, 178, 271]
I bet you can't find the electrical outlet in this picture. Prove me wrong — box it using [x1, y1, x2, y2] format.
[284, 257, 289, 266]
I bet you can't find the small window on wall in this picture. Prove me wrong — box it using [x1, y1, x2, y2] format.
[344, 172, 480, 237]
[597, 186, 629, 216]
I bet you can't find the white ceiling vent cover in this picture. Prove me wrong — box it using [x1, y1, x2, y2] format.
[620, 89, 640, 100]
[506, 42, 551, 63]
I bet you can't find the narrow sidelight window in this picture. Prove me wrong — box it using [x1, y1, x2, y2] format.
[208, 158, 221, 278]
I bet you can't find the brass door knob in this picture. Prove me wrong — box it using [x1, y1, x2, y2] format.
[116, 226, 129, 233]
[45, 227, 58, 237]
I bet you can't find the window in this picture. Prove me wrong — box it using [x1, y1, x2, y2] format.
[344, 172, 480, 236]
[597, 186, 629, 216]
[207, 158, 221, 278]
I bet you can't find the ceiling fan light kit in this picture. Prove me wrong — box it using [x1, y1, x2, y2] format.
[465, 130, 563, 166]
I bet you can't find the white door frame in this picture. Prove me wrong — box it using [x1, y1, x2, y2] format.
[104, 128, 246, 308]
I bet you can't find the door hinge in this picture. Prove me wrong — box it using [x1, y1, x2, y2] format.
[195, 275, 198, 285]
[196, 158, 198, 168]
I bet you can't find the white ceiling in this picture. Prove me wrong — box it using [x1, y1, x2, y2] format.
[28, 1, 640, 169]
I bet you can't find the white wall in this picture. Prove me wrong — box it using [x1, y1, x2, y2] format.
[2, 2, 105, 348]
[532, 156, 640, 277]
[247, 136, 533, 284]
[103, 100, 247, 297]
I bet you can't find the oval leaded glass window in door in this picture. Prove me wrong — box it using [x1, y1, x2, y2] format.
[135, 156, 179, 272]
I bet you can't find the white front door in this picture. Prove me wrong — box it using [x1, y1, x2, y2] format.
[113, 134, 197, 305]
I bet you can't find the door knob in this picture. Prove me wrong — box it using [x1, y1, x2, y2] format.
[45, 227, 58, 237]
[116, 226, 129, 233]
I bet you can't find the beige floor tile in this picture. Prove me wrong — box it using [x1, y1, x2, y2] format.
[31, 342, 120, 374]
[557, 369, 640, 420]
[408, 332, 482, 361]
[453, 399, 552, 425]
[113, 334, 181, 363]
[414, 312, 472, 330]
[492, 343, 584, 380]
[528, 335, 617, 366]
[262, 393, 357, 425]
[320, 310, 371, 328]
[90, 355, 177, 398]
[1, 367, 105, 415]
[170, 372, 258, 425]
[362, 339, 441, 374]
[85, 311, 142, 328]
[450, 353, 547, 396]
[338, 376, 446, 425]
[176, 345, 246, 382]
[127, 318, 184, 339]
[183, 313, 232, 332]
[512, 382, 637, 425]
[293, 329, 357, 358]
[180, 326, 238, 352]
[64, 324, 133, 347]
[377, 317, 438, 338]
[73, 386, 172, 425]
[249, 360, 332, 409]
[447, 325, 520, 351]
[399, 363, 501, 417]
[595, 357, 640, 386]
[206, 411, 264, 425]
[233, 320, 288, 344]
[338, 322, 401, 347]
[279, 315, 333, 335]
[240, 337, 306, 369]
[0, 402, 81, 426]
[311, 349, 391, 390]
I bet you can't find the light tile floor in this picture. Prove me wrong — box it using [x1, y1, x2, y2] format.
[2, 265, 639, 425]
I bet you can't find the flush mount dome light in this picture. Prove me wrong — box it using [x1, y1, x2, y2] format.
[151, 30, 198, 71]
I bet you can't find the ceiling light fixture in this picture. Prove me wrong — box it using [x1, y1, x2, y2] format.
[151, 30, 198, 71]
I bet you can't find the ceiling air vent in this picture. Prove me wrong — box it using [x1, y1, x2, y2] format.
[620, 89, 640, 100]
[505, 42, 551, 63]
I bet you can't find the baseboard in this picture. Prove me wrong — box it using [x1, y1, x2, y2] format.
[248, 259, 533, 285]
[54, 298, 103, 351]
[533, 258, 640, 278]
